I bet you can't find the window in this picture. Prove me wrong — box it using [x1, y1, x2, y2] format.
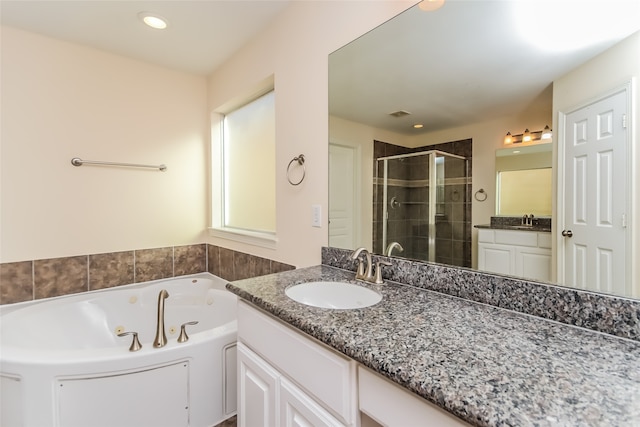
[210, 85, 276, 247]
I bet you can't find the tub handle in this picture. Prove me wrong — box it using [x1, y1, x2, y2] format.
[117, 331, 142, 352]
[178, 321, 199, 343]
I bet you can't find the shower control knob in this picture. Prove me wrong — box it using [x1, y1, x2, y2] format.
[178, 321, 199, 343]
[561, 229, 573, 238]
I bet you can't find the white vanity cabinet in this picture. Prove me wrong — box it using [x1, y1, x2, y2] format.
[237, 300, 471, 427]
[237, 300, 356, 427]
[238, 343, 344, 427]
[477, 229, 552, 282]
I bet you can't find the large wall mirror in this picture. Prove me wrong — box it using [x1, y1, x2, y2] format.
[328, 1, 639, 298]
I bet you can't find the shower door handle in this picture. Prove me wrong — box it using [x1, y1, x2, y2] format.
[561, 229, 573, 238]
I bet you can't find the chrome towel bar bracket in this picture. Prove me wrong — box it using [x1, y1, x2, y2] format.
[71, 157, 167, 172]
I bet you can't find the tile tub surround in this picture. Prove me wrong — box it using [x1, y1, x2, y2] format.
[322, 247, 640, 342]
[227, 266, 640, 427]
[0, 244, 294, 304]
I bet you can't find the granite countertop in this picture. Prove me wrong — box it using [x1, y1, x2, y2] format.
[226, 265, 640, 427]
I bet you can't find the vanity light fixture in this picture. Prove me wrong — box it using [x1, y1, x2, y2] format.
[504, 126, 552, 145]
[504, 132, 513, 144]
[138, 12, 169, 30]
[418, 0, 445, 12]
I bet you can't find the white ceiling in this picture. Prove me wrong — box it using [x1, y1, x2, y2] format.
[329, 1, 640, 134]
[0, 0, 291, 76]
[2, 1, 639, 135]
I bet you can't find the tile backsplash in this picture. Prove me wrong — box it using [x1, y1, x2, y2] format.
[0, 244, 294, 305]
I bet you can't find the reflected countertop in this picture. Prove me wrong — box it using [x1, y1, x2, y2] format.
[474, 224, 552, 232]
[227, 265, 640, 427]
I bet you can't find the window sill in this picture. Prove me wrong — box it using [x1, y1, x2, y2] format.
[208, 227, 277, 250]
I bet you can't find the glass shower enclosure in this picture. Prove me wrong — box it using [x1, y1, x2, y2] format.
[373, 150, 470, 267]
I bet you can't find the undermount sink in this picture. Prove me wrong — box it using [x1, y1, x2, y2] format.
[285, 281, 382, 309]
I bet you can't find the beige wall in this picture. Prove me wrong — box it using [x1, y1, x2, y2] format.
[553, 30, 640, 293]
[329, 115, 414, 250]
[1, 26, 209, 263]
[206, 1, 415, 268]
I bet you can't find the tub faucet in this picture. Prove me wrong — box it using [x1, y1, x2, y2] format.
[153, 289, 170, 348]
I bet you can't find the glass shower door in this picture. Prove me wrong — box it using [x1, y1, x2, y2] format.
[374, 150, 469, 266]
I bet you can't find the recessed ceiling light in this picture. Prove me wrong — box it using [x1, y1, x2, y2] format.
[418, 0, 445, 12]
[413, 124, 424, 129]
[138, 12, 168, 30]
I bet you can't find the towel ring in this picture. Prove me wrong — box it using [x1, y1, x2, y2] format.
[287, 154, 305, 186]
[474, 188, 487, 202]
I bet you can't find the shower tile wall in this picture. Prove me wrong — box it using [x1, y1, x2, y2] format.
[0, 244, 294, 305]
[373, 139, 472, 268]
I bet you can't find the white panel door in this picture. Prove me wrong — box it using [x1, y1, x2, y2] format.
[329, 144, 357, 250]
[478, 243, 514, 276]
[562, 89, 628, 294]
[238, 343, 279, 427]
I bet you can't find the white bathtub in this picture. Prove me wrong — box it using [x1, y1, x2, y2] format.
[0, 273, 237, 427]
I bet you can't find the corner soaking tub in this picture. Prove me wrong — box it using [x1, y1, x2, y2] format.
[0, 273, 237, 427]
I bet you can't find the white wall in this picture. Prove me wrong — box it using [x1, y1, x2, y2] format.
[207, 1, 415, 268]
[553, 30, 640, 294]
[0, 26, 209, 262]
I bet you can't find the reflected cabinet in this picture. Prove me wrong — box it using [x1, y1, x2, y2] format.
[477, 229, 552, 282]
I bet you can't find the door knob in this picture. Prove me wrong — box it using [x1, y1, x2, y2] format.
[561, 230, 573, 237]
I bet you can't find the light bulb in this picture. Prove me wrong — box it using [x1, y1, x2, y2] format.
[138, 12, 168, 30]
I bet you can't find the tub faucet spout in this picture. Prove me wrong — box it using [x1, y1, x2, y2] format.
[153, 289, 170, 348]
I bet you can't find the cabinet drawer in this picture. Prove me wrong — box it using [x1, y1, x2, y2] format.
[359, 367, 469, 426]
[494, 230, 538, 247]
[238, 301, 355, 424]
[477, 229, 494, 243]
[538, 232, 552, 249]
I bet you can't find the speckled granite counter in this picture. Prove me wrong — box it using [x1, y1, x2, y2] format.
[474, 224, 551, 232]
[475, 216, 552, 232]
[226, 265, 640, 427]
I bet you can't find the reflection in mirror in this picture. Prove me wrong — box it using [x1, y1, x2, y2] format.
[495, 144, 552, 217]
[373, 144, 471, 267]
[328, 1, 640, 298]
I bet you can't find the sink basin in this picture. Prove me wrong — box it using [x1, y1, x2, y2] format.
[285, 281, 382, 309]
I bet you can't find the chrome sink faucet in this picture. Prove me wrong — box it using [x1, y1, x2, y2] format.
[153, 289, 170, 348]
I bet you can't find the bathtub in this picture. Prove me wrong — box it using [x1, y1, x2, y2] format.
[0, 273, 237, 427]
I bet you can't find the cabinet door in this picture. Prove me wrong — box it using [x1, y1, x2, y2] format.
[478, 243, 515, 275]
[516, 247, 552, 282]
[238, 343, 279, 427]
[280, 377, 345, 427]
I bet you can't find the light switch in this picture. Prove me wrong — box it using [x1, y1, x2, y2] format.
[312, 204, 322, 228]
